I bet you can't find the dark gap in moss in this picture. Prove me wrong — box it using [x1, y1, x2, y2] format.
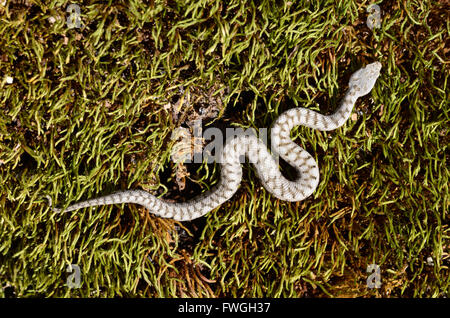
[3, 285, 16, 298]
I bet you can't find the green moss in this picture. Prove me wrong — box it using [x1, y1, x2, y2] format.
[0, 0, 448, 297]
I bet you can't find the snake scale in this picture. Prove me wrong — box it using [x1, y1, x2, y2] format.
[47, 62, 381, 221]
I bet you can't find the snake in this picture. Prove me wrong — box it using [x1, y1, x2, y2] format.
[47, 62, 381, 221]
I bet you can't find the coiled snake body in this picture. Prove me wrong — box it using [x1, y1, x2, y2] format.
[48, 62, 381, 221]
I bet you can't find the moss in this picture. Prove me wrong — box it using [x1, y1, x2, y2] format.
[0, 0, 448, 297]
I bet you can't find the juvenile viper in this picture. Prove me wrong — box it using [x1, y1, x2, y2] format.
[48, 62, 381, 221]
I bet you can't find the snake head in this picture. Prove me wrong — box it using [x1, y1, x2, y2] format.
[349, 62, 382, 97]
